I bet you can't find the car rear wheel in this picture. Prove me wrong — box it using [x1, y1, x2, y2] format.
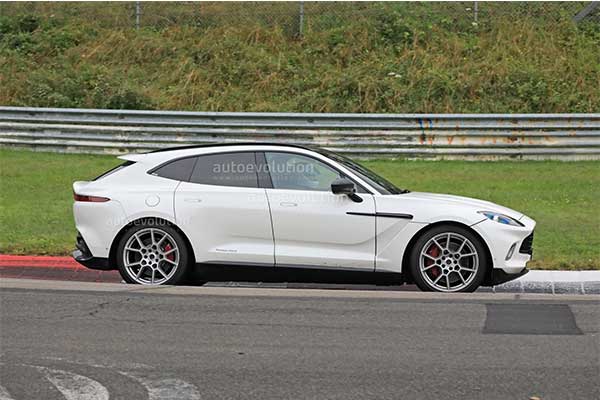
[116, 223, 190, 285]
[409, 224, 488, 292]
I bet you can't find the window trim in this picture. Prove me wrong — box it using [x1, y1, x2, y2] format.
[255, 152, 273, 189]
[147, 151, 261, 189]
[147, 149, 376, 194]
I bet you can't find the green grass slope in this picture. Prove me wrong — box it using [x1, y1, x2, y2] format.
[1, 2, 599, 113]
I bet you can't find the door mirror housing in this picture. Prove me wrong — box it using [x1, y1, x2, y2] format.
[331, 178, 355, 195]
[331, 178, 363, 203]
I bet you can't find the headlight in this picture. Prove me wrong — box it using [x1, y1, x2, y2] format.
[478, 211, 524, 227]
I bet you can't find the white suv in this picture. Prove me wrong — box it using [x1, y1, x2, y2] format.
[72, 144, 535, 292]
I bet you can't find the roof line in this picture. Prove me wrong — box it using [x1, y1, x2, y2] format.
[147, 142, 316, 153]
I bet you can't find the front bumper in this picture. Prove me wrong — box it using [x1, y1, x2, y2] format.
[72, 233, 111, 270]
[488, 268, 529, 286]
[471, 214, 536, 275]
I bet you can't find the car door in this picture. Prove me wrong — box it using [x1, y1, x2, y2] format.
[174, 151, 274, 265]
[261, 151, 376, 271]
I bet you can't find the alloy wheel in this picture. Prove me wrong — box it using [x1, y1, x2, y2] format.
[122, 228, 180, 285]
[419, 232, 479, 292]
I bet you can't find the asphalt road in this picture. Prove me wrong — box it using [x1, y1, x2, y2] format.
[0, 279, 599, 400]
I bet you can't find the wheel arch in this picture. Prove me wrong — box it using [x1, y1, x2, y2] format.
[108, 217, 196, 269]
[401, 220, 494, 285]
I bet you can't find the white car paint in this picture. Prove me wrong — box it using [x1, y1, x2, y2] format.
[372, 191, 535, 273]
[265, 189, 376, 269]
[174, 181, 274, 265]
[72, 144, 535, 286]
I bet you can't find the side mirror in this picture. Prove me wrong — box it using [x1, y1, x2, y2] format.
[331, 178, 355, 195]
[331, 178, 363, 203]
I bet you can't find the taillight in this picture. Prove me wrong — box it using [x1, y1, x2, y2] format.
[74, 193, 110, 202]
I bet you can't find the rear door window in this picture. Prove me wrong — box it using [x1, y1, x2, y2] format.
[190, 152, 259, 188]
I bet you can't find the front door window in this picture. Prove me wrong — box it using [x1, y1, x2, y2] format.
[264, 152, 341, 192]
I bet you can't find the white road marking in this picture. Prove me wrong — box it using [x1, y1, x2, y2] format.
[34, 366, 109, 400]
[120, 371, 201, 400]
[42, 356, 152, 370]
[0, 385, 15, 400]
[4, 359, 200, 399]
[35, 358, 200, 399]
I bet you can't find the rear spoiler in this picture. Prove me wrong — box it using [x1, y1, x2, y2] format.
[117, 153, 147, 162]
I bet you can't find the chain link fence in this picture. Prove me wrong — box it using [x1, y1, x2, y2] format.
[1, 1, 598, 36]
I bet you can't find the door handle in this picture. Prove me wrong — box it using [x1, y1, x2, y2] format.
[280, 202, 298, 207]
[184, 198, 203, 203]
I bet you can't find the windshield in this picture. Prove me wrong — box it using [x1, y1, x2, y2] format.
[317, 149, 408, 195]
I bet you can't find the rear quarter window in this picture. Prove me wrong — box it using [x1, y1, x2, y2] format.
[151, 157, 197, 181]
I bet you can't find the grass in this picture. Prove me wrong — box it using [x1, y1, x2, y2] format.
[0, 150, 118, 257]
[364, 159, 600, 270]
[1, 149, 598, 270]
[0, 2, 599, 113]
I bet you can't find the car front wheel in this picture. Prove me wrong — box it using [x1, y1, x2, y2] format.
[116, 222, 190, 285]
[409, 224, 488, 292]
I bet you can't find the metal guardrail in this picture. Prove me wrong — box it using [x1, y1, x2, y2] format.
[1, 107, 599, 160]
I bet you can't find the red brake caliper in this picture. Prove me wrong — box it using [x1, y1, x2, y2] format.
[427, 245, 440, 277]
[163, 243, 175, 262]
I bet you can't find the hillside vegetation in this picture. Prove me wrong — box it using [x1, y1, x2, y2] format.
[0, 2, 599, 113]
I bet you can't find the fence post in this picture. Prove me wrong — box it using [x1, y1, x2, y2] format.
[298, 1, 305, 37]
[474, 1, 478, 23]
[135, 1, 141, 29]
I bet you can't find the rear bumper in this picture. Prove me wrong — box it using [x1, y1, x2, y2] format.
[73, 198, 126, 258]
[72, 232, 112, 270]
[72, 250, 111, 270]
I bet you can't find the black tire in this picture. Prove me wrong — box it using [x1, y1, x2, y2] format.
[116, 221, 190, 285]
[409, 224, 489, 293]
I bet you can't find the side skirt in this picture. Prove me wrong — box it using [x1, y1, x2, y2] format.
[193, 262, 405, 286]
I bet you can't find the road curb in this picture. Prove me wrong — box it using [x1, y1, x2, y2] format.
[0, 254, 82, 269]
[490, 270, 600, 295]
[1, 254, 599, 294]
